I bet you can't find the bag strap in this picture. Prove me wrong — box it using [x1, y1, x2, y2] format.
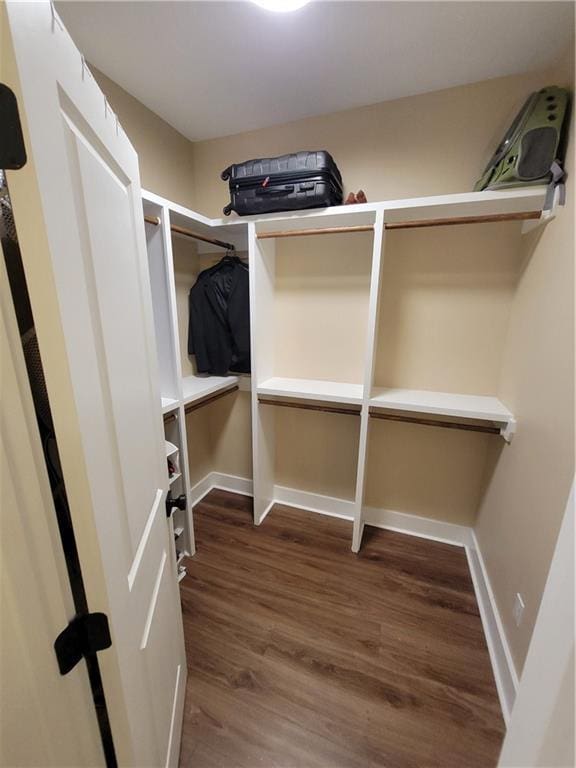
[544, 159, 566, 212]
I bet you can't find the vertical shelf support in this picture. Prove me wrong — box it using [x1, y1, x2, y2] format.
[352, 210, 386, 553]
[249, 223, 277, 524]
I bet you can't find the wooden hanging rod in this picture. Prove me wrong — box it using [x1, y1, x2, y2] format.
[385, 210, 541, 230]
[257, 225, 374, 239]
[258, 397, 360, 417]
[148, 210, 540, 247]
[184, 385, 238, 415]
[163, 412, 177, 424]
[256, 211, 540, 239]
[369, 410, 501, 435]
[144, 214, 236, 251]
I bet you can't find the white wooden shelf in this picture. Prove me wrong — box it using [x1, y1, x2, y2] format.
[145, 185, 549, 235]
[161, 397, 179, 414]
[181, 374, 239, 406]
[165, 440, 179, 458]
[370, 387, 514, 424]
[257, 377, 363, 405]
[168, 472, 182, 486]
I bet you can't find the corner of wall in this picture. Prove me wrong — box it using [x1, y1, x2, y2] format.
[90, 65, 197, 210]
[474, 89, 575, 677]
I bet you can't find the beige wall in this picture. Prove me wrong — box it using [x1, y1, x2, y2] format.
[275, 232, 373, 383]
[186, 391, 252, 486]
[192, 68, 562, 219]
[91, 66, 196, 209]
[276, 407, 361, 500]
[475, 51, 574, 673]
[364, 421, 491, 525]
[375, 223, 524, 394]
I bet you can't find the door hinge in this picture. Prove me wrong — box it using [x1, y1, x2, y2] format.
[54, 613, 112, 675]
[166, 493, 186, 519]
[0, 84, 27, 170]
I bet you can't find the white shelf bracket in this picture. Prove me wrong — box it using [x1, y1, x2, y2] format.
[522, 184, 562, 234]
[500, 418, 517, 443]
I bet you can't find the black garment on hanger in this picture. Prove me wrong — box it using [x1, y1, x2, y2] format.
[187, 255, 250, 376]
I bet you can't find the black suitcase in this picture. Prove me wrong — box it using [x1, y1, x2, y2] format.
[221, 150, 343, 216]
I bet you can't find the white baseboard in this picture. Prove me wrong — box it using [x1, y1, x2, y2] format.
[466, 532, 519, 725]
[189, 472, 252, 508]
[189, 474, 516, 723]
[188, 474, 215, 507]
[362, 506, 474, 548]
[273, 485, 354, 520]
[211, 472, 253, 497]
[257, 499, 275, 526]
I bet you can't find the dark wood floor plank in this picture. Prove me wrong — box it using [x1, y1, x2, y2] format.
[179, 490, 504, 768]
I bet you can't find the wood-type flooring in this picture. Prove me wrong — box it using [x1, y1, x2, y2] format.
[178, 489, 504, 768]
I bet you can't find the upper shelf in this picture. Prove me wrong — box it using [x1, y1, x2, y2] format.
[181, 374, 240, 406]
[258, 377, 364, 405]
[142, 186, 550, 245]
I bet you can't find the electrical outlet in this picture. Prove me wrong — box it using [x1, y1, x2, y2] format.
[513, 593, 525, 627]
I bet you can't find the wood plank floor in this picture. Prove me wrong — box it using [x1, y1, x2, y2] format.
[179, 490, 504, 768]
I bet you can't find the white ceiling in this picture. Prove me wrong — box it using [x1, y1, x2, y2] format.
[56, 1, 574, 142]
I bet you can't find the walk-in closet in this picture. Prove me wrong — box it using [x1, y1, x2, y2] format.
[2, 2, 574, 768]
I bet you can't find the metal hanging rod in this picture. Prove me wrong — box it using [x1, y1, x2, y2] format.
[369, 410, 501, 435]
[184, 385, 238, 415]
[385, 210, 541, 230]
[258, 397, 360, 417]
[144, 215, 236, 251]
[163, 412, 177, 424]
[257, 225, 373, 240]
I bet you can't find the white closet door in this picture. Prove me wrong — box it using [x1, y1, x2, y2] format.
[5, 3, 186, 766]
[0, 256, 103, 768]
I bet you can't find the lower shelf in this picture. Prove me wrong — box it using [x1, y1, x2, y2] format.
[370, 387, 515, 431]
[370, 387, 512, 421]
[257, 376, 363, 405]
[181, 374, 239, 406]
[161, 397, 179, 414]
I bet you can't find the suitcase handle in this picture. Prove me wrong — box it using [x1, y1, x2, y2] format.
[257, 185, 294, 196]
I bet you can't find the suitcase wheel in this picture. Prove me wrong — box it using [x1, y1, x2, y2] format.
[221, 167, 231, 181]
[223, 203, 233, 216]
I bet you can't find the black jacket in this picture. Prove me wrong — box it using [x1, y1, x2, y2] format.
[187, 256, 250, 376]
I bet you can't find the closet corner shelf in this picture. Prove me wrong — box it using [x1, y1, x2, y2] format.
[181, 374, 240, 406]
[370, 388, 516, 439]
[161, 397, 179, 414]
[143, 185, 550, 238]
[257, 377, 363, 405]
[165, 440, 179, 458]
[168, 472, 182, 486]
